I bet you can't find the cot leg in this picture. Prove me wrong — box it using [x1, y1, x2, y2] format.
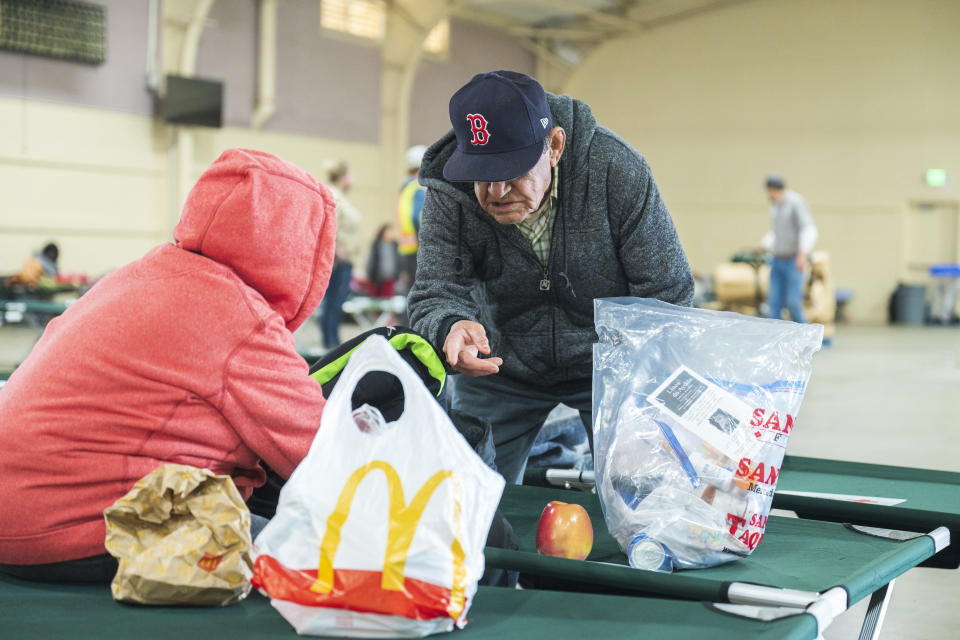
[858, 579, 895, 640]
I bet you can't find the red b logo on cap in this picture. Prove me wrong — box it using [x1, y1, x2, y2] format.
[466, 114, 490, 146]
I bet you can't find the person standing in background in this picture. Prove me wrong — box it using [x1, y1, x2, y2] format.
[762, 173, 818, 323]
[365, 224, 399, 298]
[397, 145, 427, 293]
[319, 161, 362, 349]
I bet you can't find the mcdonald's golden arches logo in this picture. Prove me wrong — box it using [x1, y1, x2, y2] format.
[308, 460, 467, 619]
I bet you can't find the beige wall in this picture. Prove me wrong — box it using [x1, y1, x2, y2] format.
[0, 2, 538, 280]
[189, 125, 384, 232]
[565, 0, 960, 321]
[0, 97, 167, 276]
[6, 0, 959, 314]
[0, 96, 381, 277]
[408, 19, 536, 146]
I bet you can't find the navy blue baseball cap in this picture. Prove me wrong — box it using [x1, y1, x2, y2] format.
[443, 70, 553, 183]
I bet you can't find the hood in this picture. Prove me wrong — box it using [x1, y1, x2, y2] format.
[174, 148, 337, 331]
[419, 91, 599, 204]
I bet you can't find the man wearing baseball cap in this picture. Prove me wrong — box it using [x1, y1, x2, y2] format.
[409, 70, 693, 483]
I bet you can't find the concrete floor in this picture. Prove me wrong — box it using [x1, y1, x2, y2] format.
[1, 322, 957, 637]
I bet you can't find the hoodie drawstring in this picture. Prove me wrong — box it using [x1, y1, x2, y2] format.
[453, 206, 465, 279]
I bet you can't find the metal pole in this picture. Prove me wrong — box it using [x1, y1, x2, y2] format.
[857, 580, 895, 640]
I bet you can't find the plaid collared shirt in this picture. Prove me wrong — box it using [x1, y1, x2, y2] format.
[515, 165, 559, 266]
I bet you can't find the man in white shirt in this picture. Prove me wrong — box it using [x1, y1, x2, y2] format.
[761, 174, 818, 323]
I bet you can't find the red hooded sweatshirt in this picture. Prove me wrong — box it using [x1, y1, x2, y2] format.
[0, 149, 337, 565]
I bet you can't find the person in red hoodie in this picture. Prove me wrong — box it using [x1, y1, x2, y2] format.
[0, 149, 337, 583]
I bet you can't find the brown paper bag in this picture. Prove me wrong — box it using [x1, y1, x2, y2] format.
[104, 464, 253, 606]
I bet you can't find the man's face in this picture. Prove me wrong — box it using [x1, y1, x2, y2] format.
[767, 187, 785, 203]
[473, 127, 566, 225]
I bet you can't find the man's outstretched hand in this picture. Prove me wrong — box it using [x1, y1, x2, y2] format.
[443, 320, 503, 377]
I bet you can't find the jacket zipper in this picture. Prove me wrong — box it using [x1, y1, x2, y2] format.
[546, 205, 563, 369]
[539, 265, 551, 291]
[510, 218, 561, 369]
[480, 206, 564, 370]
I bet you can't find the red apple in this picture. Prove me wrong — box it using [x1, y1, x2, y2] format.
[535, 500, 594, 560]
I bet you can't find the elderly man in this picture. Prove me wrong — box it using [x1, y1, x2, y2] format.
[409, 70, 693, 483]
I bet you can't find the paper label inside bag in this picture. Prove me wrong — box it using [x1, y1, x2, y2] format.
[648, 366, 758, 461]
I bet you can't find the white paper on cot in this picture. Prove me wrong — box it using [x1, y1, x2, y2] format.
[648, 366, 759, 461]
[775, 490, 906, 506]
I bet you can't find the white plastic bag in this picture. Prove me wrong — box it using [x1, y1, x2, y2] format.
[252, 336, 505, 637]
[593, 298, 822, 572]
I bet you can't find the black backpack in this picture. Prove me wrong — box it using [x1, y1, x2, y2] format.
[308, 326, 446, 421]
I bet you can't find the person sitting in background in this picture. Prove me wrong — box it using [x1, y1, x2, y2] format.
[397, 145, 427, 293]
[36, 242, 60, 277]
[365, 224, 399, 298]
[761, 173, 818, 323]
[319, 161, 362, 349]
[0, 149, 337, 583]
[4, 242, 60, 287]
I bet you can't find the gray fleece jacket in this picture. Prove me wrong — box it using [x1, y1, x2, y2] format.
[409, 93, 693, 389]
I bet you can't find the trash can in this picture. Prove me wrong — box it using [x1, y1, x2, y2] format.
[892, 284, 926, 325]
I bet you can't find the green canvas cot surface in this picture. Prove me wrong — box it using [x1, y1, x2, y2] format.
[0, 573, 817, 640]
[488, 484, 939, 607]
[775, 455, 960, 568]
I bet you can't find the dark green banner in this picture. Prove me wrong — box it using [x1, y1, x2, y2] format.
[0, 0, 105, 65]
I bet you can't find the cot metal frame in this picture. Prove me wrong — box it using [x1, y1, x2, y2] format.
[522, 468, 951, 640]
[339, 295, 406, 330]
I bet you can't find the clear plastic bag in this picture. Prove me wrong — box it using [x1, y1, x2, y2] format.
[593, 298, 822, 572]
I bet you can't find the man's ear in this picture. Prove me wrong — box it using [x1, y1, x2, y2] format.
[549, 126, 566, 167]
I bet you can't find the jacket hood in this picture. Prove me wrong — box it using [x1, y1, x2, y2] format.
[174, 148, 337, 331]
[419, 92, 598, 204]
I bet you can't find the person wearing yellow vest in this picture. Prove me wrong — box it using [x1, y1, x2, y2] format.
[397, 145, 427, 292]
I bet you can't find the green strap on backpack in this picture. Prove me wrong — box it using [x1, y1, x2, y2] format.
[308, 326, 446, 400]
